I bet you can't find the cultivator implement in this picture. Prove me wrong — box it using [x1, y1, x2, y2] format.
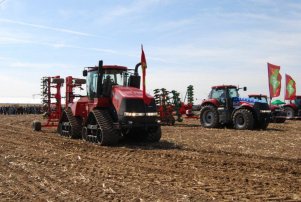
[180, 85, 199, 119]
[154, 88, 175, 125]
[32, 76, 64, 131]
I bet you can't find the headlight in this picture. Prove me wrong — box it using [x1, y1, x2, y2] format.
[146, 112, 158, 116]
[260, 110, 271, 113]
[124, 112, 145, 117]
[124, 112, 158, 117]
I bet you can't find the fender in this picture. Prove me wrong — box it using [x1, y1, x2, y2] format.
[283, 103, 298, 111]
[231, 104, 255, 119]
[201, 99, 220, 108]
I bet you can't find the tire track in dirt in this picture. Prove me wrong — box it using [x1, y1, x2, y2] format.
[1, 115, 301, 200]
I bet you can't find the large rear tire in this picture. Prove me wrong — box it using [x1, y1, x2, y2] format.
[232, 109, 254, 130]
[284, 106, 295, 119]
[200, 105, 219, 128]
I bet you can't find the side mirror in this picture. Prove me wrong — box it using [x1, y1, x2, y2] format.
[243, 87, 247, 91]
[83, 70, 87, 77]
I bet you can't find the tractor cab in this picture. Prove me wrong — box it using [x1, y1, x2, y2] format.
[208, 85, 240, 107]
[83, 61, 141, 99]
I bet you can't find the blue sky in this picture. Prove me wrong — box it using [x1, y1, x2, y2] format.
[0, 0, 300, 103]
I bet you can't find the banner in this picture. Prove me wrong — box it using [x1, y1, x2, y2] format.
[267, 63, 282, 98]
[285, 74, 296, 100]
[141, 45, 152, 105]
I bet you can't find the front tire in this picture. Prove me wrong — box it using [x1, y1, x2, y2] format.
[284, 107, 295, 119]
[256, 118, 269, 130]
[232, 109, 254, 130]
[200, 105, 219, 128]
[146, 127, 162, 142]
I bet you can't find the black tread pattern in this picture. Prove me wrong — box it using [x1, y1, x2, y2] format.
[200, 105, 220, 128]
[65, 108, 82, 138]
[146, 127, 162, 142]
[92, 109, 120, 146]
[232, 109, 254, 130]
[284, 106, 295, 118]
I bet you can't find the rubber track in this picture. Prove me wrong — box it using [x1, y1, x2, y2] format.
[92, 109, 120, 146]
[65, 108, 81, 138]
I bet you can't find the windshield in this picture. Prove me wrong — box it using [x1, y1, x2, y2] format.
[102, 69, 129, 86]
[87, 71, 98, 98]
[228, 88, 239, 98]
[259, 97, 268, 103]
[250, 96, 268, 103]
[210, 87, 239, 99]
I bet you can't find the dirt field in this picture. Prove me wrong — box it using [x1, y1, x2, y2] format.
[0, 115, 300, 201]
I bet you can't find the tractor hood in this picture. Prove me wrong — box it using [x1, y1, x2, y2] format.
[111, 86, 155, 114]
[233, 97, 266, 107]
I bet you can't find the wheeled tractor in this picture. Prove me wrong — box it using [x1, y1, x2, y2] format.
[283, 96, 301, 119]
[248, 94, 286, 123]
[200, 85, 271, 130]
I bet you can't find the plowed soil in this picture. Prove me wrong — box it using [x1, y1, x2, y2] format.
[0, 115, 300, 201]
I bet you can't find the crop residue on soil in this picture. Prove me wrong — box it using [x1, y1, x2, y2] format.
[0, 115, 300, 201]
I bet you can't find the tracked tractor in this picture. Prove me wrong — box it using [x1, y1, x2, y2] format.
[57, 60, 161, 146]
[248, 94, 286, 123]
[283, 96, 301, 119]
[200, 85, 271, 130]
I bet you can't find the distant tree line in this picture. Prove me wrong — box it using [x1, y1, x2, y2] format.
[0, 105, 43, 115]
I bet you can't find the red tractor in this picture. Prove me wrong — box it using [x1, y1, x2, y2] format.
[283, 96, 301, 119]
[248, 94, 286, 123]
[57, 60, 161, 146]
[200, 85, 271, 130]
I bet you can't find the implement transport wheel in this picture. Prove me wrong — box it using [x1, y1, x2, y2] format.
[32, 120, 41, 131]
[200, 105, 219, 128]
[284, 106, 295, 119]
[232, 109, 254, 130]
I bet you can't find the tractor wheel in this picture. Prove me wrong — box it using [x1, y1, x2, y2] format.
[256, 118, 269, 130]
[275, 118, 286, 123]
[146, 127, 162, 142]
[284, 107, 295, 119]
[232, 109, 254, 130]
[88, 109, 120, 146]
[200, 105, 219, 128]
[32, 120, 41, 131]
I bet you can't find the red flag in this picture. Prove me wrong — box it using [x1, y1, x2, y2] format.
[267, 63, 282, 98]
[285, 74, 296, 100]
[141, 45, 152, 105]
